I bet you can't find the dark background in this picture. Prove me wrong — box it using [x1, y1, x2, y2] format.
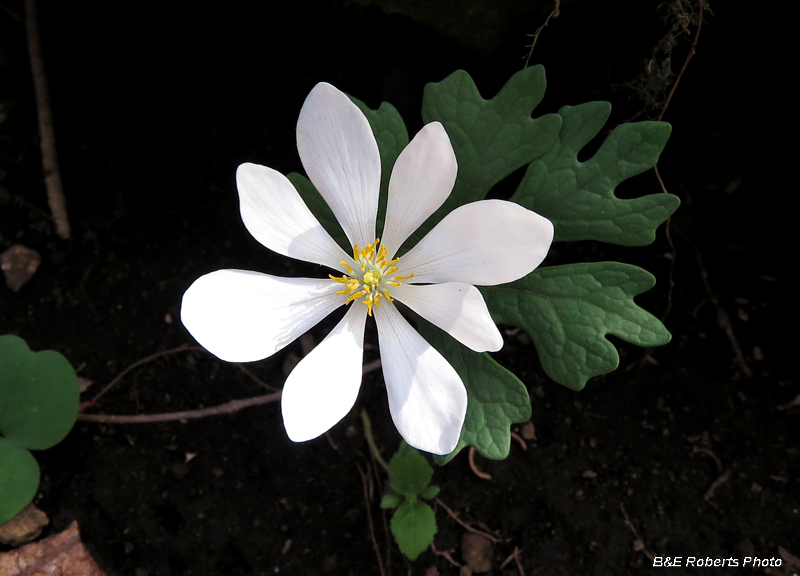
[1, 1, 796, 574]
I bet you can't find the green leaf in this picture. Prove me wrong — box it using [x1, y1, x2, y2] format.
[510, 101, 679, 246]
[415, 67, 562, 245]
[483, 262, 672, 390]
[388, 441, 433, 496]
[0, 335, 79, 450]
[419, 485, 440, 501]
[380, 493, 403, 509]
[416, 322, 531, 466]
[0, 438, 40, 525]
[391, 500, 437, 560]
[287, 95, 409, 252]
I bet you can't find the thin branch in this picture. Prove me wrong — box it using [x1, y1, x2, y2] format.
[235, 362, 280, 392]
[654, 165, 677, 322]
[657, 0, 705, 122]
[652, 0, 706, 321]
[468, 446, 492, 480]
[357, 463, 387, 576]
[360, 408, 389, 473]
[77, 392, 281, 424]
[435, 498, 501, 543]
[91, 344, 204, 402]
[523, 0, 561, 68]
[695, 248, 752, 377]
[24, 0, 70, 239]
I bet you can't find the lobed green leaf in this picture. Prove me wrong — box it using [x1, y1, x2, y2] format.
[417, 322, 531, 466]
[510, 101, 679, 246]
[415, 67, 562, 246]
[483, 262, 672, 390]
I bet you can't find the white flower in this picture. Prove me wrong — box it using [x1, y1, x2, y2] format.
[181, 82, 554, 454]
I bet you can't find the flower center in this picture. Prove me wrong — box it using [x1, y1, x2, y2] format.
[329, 238, 413, 316]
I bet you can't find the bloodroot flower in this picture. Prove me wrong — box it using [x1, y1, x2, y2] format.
[181, 83, 553, 454]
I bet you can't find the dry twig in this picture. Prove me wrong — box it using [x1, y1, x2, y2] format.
[77, 392, 281, 424]
[703, 470, 731, 502]
[620, 503, 655, 561]
[91, 344, 203, 402]
[435, 498, 501, 543]
[468, 446, 492, 480]
[695, 249, 753, 377]
[522, 0, 561, 68]
[25, 0, 70, 238]
[357, 463, 387, 576]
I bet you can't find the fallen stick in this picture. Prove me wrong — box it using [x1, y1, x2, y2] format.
[25, 0, 70, 239]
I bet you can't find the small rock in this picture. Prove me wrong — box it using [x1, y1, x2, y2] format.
[0, 521, 106, 575]
[0, 503, 49, 546]
[520, 421, 537, 441]
[1, 244, 41, 292]
[461, 533, 492, 573]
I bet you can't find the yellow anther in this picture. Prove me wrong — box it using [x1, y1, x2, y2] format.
[335, 238, 414, 313]
[345, 289, 367, 305]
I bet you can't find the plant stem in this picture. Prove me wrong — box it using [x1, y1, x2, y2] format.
[360, 408, 389, 472]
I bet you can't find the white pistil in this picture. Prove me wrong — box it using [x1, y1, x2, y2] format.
[329, 238, 413, 316]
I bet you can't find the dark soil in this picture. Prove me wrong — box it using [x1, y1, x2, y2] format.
[1, 1, 796, 575]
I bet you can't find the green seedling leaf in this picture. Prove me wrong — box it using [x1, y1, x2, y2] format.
[414, 67, 562, 245]
[419, 485, 440, 500]
[391, 500, 437, 560]
[0, 335, 79, 525]
[287, 96, 409, 252]
[380, 493, 403, 509]
[0, 438, 40, 525]
[417, 322, 531, 466]
[510, 101, 679, 246]
[389, 441, 433, 496]
[0, 335, 79, 450]
[483, 262, 672, 390]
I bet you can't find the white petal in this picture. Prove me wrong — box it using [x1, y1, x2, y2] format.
[381, 122, 457, 258]
[398, 200, 554, 286]
[391, 282, 502, 353]
[181, 270, 343, 362]
[281, 304, 368, 442]
[374, 302, 467, 455]
[237, 163, 353, 272]
[296, 82, 380, 248]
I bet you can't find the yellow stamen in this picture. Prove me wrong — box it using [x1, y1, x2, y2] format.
[336, 238, 413, 313]
[393, 273, 414, 282]
[345, 291, 367, 306]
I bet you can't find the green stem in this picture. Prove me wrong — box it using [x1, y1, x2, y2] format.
[360, 408, 389, 472]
